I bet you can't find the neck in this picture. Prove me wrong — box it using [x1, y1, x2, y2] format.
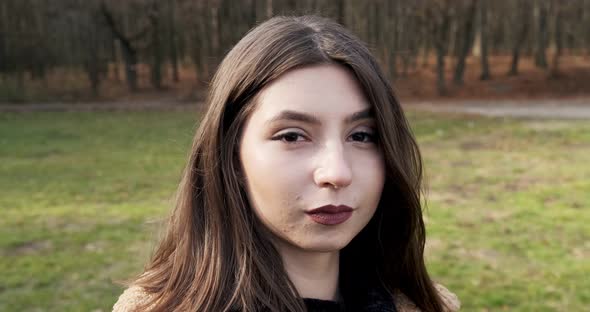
[276, 243, 340, 301]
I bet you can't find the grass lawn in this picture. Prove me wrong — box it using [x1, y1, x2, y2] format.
[1, 110, 588, 311]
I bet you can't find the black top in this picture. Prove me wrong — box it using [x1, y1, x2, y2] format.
[229, 289, 397, 311]
[303, 298, 346, 312]
[302, 288, 398, 312]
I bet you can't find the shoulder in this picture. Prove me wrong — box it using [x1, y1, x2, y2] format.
[393, 283, 460, 312]
[433, 283, 461, 311]
[112, 286, 154, 312]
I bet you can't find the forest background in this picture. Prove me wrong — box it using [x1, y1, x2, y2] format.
[1, 0, 589, 103]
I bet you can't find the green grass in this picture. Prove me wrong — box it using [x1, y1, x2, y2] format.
[1, 110, 588, 311]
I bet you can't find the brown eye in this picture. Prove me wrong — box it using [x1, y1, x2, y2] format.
[272, 131, 306, 143]
[350, 131, 376, 143]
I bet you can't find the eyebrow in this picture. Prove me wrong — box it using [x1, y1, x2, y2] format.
[266, 107, 374, 126]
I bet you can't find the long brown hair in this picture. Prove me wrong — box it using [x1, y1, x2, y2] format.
[133, 15, 445, 312]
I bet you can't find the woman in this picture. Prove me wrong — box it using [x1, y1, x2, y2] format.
[113, 15, 460, 312]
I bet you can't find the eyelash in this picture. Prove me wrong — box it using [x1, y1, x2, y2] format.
[271, 130, 377, 144]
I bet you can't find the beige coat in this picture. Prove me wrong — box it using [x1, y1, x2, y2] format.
[113, 283, 460, 311]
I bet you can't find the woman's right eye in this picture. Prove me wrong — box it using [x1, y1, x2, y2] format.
[271, 131, 307, 143]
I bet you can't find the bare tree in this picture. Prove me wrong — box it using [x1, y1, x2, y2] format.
[100, 1, 152, 91]
[549, 0, 564, 78]
[82, 6, 109, 95]
[453, 0, 478, 85]
[479, 0, 491, 80]
[147, 1, 163, 89]
[426, 0, 453, 95]
[534, 0, 549, 69]
[167, 0, 179, 82]
[3, 0, 590, 101]
[508, 0, 531, 76]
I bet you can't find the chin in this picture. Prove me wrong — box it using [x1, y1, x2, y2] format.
[296, 237, 353, 253]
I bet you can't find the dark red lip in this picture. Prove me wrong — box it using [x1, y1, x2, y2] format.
[307, 205, 354, 214]
[305, 205, 354, 225]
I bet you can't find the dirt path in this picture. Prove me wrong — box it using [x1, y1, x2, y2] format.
[2, 97, 590, 119]
[0, 97, 202, 113]
[405, 97, 590, 119]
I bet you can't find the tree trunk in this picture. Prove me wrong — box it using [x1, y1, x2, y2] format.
[100, 2, 139, 91]
[509, 0, 530, 76]
[550, 1, 563, 78]
[149, 2, 163, 89]
[453, 0, 478, 85]
[535, 0, 549, 69]
[336, 0, 345, 25]
[84, 51, 101, 97]
[85, 58, 101, 97]
[388, 0, 399, 80]
[421, 21, 431, 68]
[0, 0, 5, 74]
[111, 38, 121, 82]
[120, 42, 138, 91]
[479, 0, 491, 80]
[435, 48, 446, 95]
[210, 3, 220, 77]
[431, 3, 451, 95]
[168, 0, 179, 82]
[266, 0, 273, 18]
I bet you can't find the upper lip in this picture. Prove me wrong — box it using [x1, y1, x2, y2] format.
[306, 204, 354, 214]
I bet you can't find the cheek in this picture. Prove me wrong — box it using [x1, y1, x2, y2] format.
[356, 152, 386, 204]
[240, 142, 306, 222]
[242, 146, 303, 192]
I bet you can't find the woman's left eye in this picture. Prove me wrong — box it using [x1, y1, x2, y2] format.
[271, 131, 307, 143]
[350, 131, 376, 143]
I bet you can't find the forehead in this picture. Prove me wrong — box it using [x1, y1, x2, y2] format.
[253, 64, 370, 120]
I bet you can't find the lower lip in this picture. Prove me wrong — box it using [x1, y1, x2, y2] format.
[306, 211, 352, 225]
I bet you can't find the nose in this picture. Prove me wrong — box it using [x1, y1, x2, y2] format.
[313, 143, 353, 190]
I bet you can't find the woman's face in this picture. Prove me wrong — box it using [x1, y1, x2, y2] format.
[238, 64, 385, 252]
